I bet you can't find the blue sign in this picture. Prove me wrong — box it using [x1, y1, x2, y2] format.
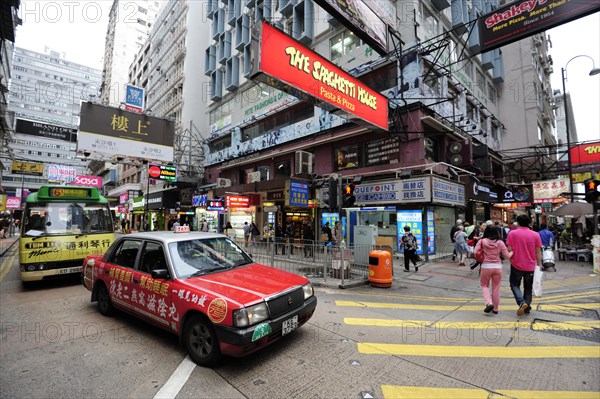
[289, 180, 309, 207]
[192, 194, 208, 207]
[125, 85, 144, 109]
[397, 210, 424, 255]
[427, 209, 435, 255]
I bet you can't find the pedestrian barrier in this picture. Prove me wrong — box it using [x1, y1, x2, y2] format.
[238, 239, 373, 284]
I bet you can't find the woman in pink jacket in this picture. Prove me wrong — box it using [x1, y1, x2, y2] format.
[474, 225, 513, 314]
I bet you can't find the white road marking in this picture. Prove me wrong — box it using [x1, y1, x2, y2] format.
[154, 355, 196, 399]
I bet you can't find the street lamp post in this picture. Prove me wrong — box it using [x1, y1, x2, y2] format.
[560, 55, 600, 202]
[144, 161, 150, 231]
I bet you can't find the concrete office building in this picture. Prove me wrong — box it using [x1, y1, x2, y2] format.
[2, 47, 101, 198]
[99, 0, 162, 107]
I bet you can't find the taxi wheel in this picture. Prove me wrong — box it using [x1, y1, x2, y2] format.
[97, 282, 115, 316]
[183, 315, 221, 367]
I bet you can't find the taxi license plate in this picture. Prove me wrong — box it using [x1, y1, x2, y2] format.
[282, 315, 298, 336]
[59, 266, 82, 275]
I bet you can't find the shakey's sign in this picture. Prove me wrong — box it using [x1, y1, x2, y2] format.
[478, 0, 600, 54]
[251, 21, 388, 131]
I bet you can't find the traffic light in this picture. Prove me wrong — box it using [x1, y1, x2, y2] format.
[343, 183, 356, 207]
[325, 177, 338, 212]
[584, 179, 600, 203]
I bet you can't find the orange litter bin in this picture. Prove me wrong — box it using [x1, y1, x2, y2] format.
[368, 250, 392, 288]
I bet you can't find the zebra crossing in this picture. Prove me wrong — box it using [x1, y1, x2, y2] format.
[336, 290, 600, 398]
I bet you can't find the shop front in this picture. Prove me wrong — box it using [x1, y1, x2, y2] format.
[194, 196, 224, 233]
[284, 180, 313, 242]
[226, 194, 255, 240]
[461, 176, 499, 225]
[146, 190, 178, 231]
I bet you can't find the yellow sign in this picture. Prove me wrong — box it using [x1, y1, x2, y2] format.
[20, 233, 114, 268]
[572, 171, 600, 184]
[11, 161, 44, 176]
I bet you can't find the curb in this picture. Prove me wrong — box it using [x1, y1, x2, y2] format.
[0, 238, 18, 258]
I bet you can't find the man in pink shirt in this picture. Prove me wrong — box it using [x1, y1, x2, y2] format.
[506, 214, 542, 316]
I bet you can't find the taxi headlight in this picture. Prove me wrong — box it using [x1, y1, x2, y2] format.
[302, 283, 314, 300]
[233, 303, 269, 328]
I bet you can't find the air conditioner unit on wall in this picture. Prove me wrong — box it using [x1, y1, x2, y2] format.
[216, 178, 231, 187]
[247, 171, 261, 183]
[294, 151, 313, 175]
[447, 139, 473, 167]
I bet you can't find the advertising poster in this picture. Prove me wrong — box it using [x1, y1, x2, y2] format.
[397, 210, 424, 256]
[336, 145, 359, 171]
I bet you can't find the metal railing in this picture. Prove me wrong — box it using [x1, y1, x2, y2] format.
[237, 239, 374, 285]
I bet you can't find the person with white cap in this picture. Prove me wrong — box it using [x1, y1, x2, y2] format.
[450, 219, 463, 262]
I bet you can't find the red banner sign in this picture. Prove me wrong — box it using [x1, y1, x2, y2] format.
[72, 175, 102, 187]
[256, 21, 388, 131]
[226, 195, 250, 208]
[570, 142, 600, 166]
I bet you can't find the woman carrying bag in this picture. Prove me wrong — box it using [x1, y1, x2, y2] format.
[474, 225, 513, 315]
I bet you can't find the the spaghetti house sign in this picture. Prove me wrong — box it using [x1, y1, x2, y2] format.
[250, 21, 388, 131]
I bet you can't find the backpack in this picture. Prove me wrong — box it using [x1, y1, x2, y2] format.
[403, 233, 417, 251]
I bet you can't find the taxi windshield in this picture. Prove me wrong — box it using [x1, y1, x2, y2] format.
[168, 237, 253, 278]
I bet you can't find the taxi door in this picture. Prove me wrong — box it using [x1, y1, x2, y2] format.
[104, 239, 141, 310]
[130, 241, 175, 331]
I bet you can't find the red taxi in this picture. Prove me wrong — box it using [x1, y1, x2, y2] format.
[82, 226, 317, 366]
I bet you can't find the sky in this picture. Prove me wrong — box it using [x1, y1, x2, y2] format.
[12, 1, 600, 143]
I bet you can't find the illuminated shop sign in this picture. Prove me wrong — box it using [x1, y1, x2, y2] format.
[226, 195, 250, 208]
[478, 0, 600, 53]
[570, 141, 600, 166]
[148, 164, 178, 182]
[251, 21, 388, 131]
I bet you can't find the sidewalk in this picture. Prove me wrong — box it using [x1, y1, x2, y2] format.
[312, 252, 599, 294]
[0, 235, 19, 257]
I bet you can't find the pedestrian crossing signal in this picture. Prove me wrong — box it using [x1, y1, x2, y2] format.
[343, 183, 356, 207]
[584, 179, 600, 203]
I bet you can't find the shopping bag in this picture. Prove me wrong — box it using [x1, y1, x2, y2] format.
[533, 266, 544, 297]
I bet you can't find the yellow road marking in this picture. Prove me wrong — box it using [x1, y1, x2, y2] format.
[382, 385, 600, 399]
[358, 343, 600, 358]
[541, 291, 600, 303]
[336, 300, 600, 311]
[0, 252, 16, 283]
[344, 318, 600, 331]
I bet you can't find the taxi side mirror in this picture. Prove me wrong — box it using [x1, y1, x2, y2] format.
[151, 269, 170, 280]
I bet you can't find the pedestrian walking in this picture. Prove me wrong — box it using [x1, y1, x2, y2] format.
[538, 223, 554, 249]
[172, 219, 180, 230]
[506, 214, 543, 316]
[286, 222, 295, 255]
[0, 216, 9, 239]
[474, 226, 513, 315]
[303, 222, 314, 257]
[200, 219, 209, 232]
[243, 222, 251, 245]
[453, 225, 468, 266]
[275, 223, 285, 255]
[322, 222, 333, 248]
[450, 219, 462, 261]
[401, 225, 420, 272]
[250, 222, 260, 247]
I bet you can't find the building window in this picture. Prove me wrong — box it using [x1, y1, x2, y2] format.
[208, 133, 232, 153]
[274, 160, 290, 180]
[359, 63, 397, 92]
[257, 165, 270, 181]
[330, 30, 361, 62]
[241, 103, 314, 142]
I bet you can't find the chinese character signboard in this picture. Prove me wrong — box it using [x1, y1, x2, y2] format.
[400, 177, 431, 203]
[11, 161, 44, 176]
[532, 178, 569, 203]
[354, 180, 402, 205]
[288, 180, 309, 207]
[335, 145, 359, 171]
[77, 102, 174, 163]
[47, 164, 77, 184]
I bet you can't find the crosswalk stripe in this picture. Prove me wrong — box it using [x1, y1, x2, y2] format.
[344, 318, 600, 330]
[357, 343, 600, 358]
[336, 300, 600, 311]
[381, 385, 600, 398]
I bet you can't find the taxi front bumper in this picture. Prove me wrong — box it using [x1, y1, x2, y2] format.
[214, 296, 317, 356]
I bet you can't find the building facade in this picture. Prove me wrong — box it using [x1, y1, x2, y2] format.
[197, 0, 509, 253]
[1, 47, 101, 200]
